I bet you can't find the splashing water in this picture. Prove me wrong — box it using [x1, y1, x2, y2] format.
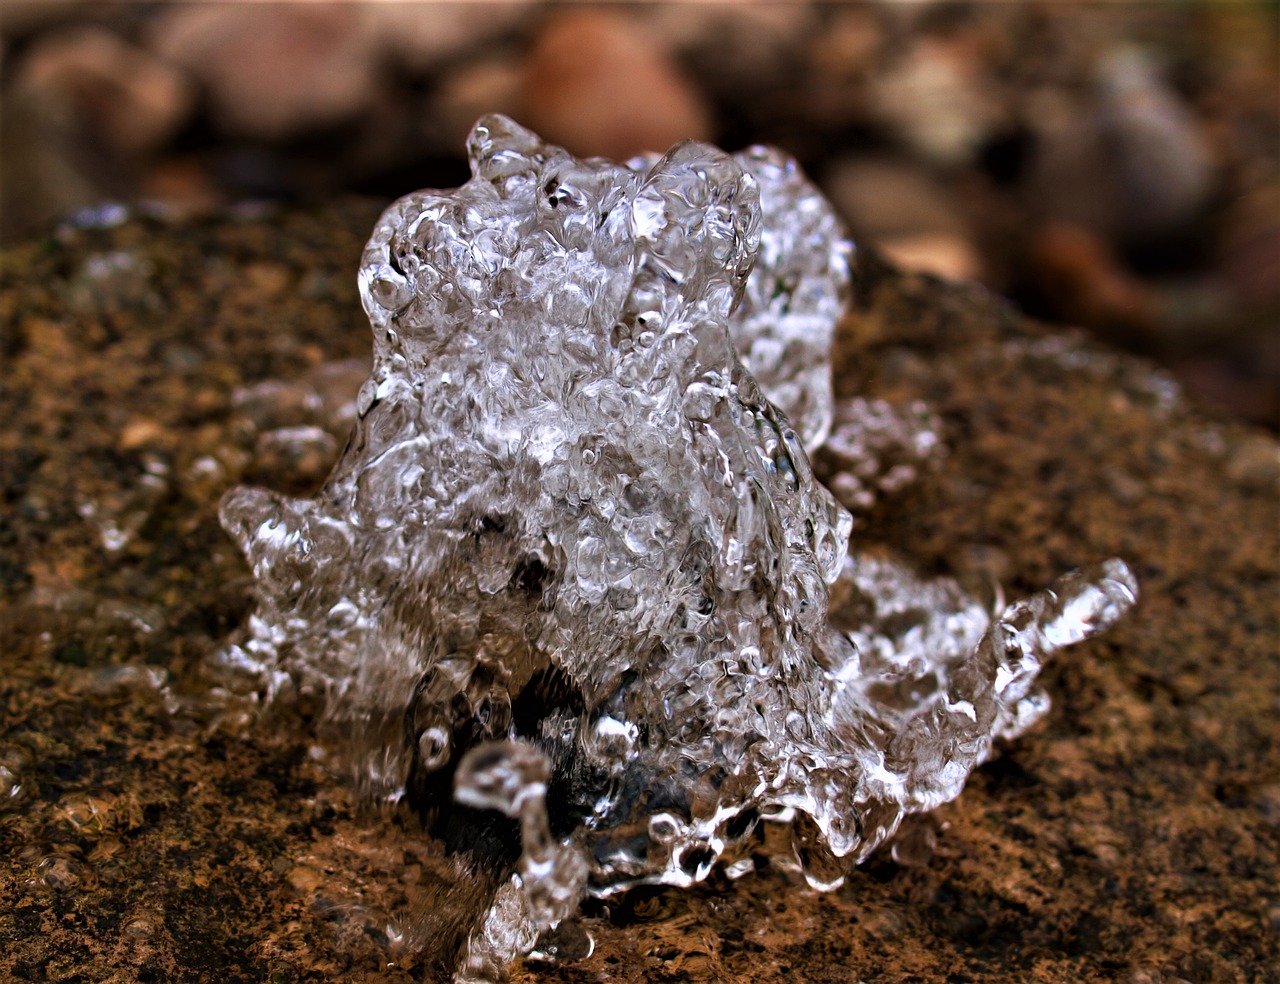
[218, 115, 1137, 981]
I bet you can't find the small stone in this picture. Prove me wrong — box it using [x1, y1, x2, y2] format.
[1224, 434, 1280, 492]
[117, 417, 172, 454]
[150, 4, 379, 140]
[1216, 184, 1280, 305]
[1094, 47, 1213, 241]
[362, 1, 533, 74]
[869, 37, 1003, 167]
[523, 9, 712, 159]
[12, 25, 194, 157]
[876, 232, 981, 282]
[1026, 47, 1212, 245]
[1028, 222, 1157, 335]
[823, 157, 966, 242]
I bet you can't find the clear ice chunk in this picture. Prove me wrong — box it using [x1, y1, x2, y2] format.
[218, 115, 1138, 980]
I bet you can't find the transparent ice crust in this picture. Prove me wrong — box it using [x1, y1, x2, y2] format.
[218, 115, 1137, 981]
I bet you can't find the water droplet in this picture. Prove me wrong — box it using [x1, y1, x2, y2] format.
[38, 855, 86, 892]
[890, 821, 937, 868]
[791, 813, 852, 891]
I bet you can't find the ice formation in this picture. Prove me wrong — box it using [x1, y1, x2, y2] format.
[219, 115, 1137, 981]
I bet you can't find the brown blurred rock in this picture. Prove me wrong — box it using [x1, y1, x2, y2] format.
[805, 8, 881, 124]
[645, 1, 815, 101]
[0, 83, 106, 242]
[362, 1, 532, 74]
[869, 36, 1004, 167]
[1026, 47, 1213, 245]
[1, 207, 1275, 982]
[12, 25, 194, 157]
[0, 0, 88, 39]
[150, 3, 379, 140]
[824, 157, 978, 280]
[433, 58, 527, 150]
[523, 8, 712, 160]
[876, 231, 981, 282]
[824, 157, 967, 240]
[140, 156, 225, 218]
[1029, 221, 1158, 338]
[1217, 183, 1280, 306]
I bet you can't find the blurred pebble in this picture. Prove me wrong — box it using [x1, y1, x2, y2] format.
[139, 155, 225, 218]
[363, 1, 533, 74]
[647, 3, 814, 101]
[253, 426, 339, 486]
[1028, 222, 1157, 336]
[869, 37, 1002, 167]
[1029, 47, 1212, 245]
[1216, 183, 1280, 305]
[1094, 47, 1213, 241]
[876, 232, 980, 282]
[1224, 434, 1280, 491]
[70, 249, 157, 314]
[151, 4, 379, 140]
[13, 26, 194, 158]
[523, 9, 712, 160]
[0, 82, 113, 242]
[824, 157, 965, 240]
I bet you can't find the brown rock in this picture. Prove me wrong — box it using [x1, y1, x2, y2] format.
[523, 9, 713, 159]
[12, 25, 195, 157]
[1029, 221, 1158, 338]
[823, 157, 966, 240]
[1025, 48, 1213, 245]
[869, 37, 1004, 167]
[362, 1, 533, 74]
[876, 231, 981, 282]
[0, 208, 1275, 983]
[150, 4, 379, 140]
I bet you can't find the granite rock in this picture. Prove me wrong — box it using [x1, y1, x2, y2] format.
[0, 202, 1275, 983]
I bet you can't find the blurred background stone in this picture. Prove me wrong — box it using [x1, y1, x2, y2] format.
[522, 7, 712, 160]
[0, 0, 1275, 426]
[149, 3, 379, 141]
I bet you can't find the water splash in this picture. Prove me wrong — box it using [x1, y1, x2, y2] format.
[218, 115, 1137, 981]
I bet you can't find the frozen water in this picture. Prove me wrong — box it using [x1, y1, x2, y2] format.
[218, 115, 1137, 981]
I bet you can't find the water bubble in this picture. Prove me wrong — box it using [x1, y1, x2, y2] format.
[55, 793, 112, 838]
[38, 855, 86, 892]
[890, 821, 937, 868]
[791, 813, 853, 891]
[0, 764, 21, 803]
[417, 726, 451, 770]
[528, 919, 594, 964]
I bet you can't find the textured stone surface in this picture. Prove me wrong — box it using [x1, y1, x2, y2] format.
[0, 201, 1276, 983]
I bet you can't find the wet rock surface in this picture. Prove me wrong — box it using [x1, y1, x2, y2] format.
[1, 203, 1276, 982]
